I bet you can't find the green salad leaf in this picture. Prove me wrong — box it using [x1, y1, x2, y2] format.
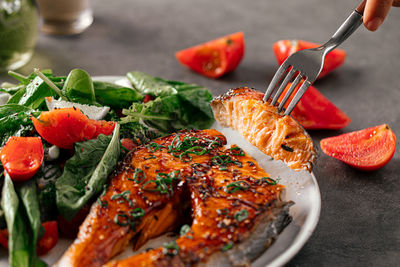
[127, 71, 177, 97]
[123, 71, 214, 133]
[56, 124, 121, 220]
[62, 69, 96, 105]
[0, 104, 39, 146]
[1, 173, 30, 267]
[17, 76, 58, 109]
[1, 173, 45, 267]
[93, 81, 143, 109]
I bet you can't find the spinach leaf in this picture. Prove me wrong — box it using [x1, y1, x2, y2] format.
[122, 72, 214, 133]
[17, 76, 58, 109]
[127, 71, 177, 97]
[166, 80, 214, 119]
[62, 68, 96, 105]
[0, 104, 39, 146]
[18, 181, 44, 246]
[6, 86, 26, 104]
[1, 173, 30, 267]
[93, 81, 143, 109]
[56, 124, 120, 220]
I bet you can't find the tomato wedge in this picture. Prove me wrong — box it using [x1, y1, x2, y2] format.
[31, 108, 115, 149]
[176, 32, 245, 78]
[273, 40, 346, 79]
[0, 137, 44, 181]
[36, 221, 58, 256]
[277, 83, 351, 130]
[320, 124, 397, 171]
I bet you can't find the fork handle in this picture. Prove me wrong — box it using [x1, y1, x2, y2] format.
[322, 0, 365, 53]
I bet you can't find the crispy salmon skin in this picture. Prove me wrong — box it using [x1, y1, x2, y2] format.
[57, 129, 292, 267]
[211, 87, 316, 171]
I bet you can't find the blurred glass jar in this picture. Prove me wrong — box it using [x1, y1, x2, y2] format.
[36, 0, 93, 35]
[0, 0, 38, 71]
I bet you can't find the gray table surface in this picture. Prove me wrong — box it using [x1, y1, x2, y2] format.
[1, 0, 399, 266]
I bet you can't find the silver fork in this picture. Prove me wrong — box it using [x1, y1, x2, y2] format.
[263, 0, 366, 115]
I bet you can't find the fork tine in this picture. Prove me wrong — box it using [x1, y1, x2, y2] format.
[284, 79, 311, 116]
[278, 73, 303, 111]
[263, 64, 290, 102]
[271, 68, 296, 106]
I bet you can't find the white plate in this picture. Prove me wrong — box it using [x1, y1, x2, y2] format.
[0, 76, 321, 267]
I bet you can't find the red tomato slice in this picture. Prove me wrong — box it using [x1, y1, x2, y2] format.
[31, 108, 115, 149]
[37, 221, 58, 256]
[121, 138, 136, 151]
[320, 124, 397, 171]
[278, 83, 351, 130]
[273, 40, 346, 79]
[0, 229, 8, 249]
[176, 32, 245, 78]
[0, 137, 44, 181]
[143, 94, 154, 103]
[92, 120, 116, 138]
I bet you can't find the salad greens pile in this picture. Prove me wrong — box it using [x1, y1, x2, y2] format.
[0, 68, 214, 266]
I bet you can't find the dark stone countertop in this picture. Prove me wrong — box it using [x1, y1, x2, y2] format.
[1, 0, 399, 266]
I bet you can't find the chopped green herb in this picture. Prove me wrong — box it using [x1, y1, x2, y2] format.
[111, 190, 134, 207]
[225, 181, 250, 194]
[212, 155, 242, 170]
[144, 155, 157, 160]
[221, 242, 233, 252]
[141, 170, 181, 195]
[259, 177, 278, 185]
[127, 168, 146, 183]
[114, 213, 130, 227]
[180, 224, 191, 236]
[162, 240, 180, 256]
[146, 142, 165, 152]
[130, 208, 145, 219]
[229, 146, 245, 156]
[234, 209, 249, 222]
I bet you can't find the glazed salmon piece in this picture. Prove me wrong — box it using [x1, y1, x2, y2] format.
[210, 87, 316, 171]
[105, 139, 291, 266]
[56, 129, 227, 267]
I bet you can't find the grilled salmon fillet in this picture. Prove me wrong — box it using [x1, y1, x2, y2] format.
[211, 87, 316, 171]
[57, 129, 292, 266]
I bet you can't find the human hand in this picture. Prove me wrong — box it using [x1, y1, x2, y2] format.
[364, 0, 400, 31]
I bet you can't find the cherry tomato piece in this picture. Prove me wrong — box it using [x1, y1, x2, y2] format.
[92, 120, 116, 138]
[0, 229, 8, 249]
[32, 108, 115, 149]
[273, 40, 346, 79]
[36, 221, 58, 256]
[0, 137, 44, 181]
[143, 94, 154, 103]
[121, 138, 136, 151]
[176, 32, 245, 78]
[320, 124, 396, 171]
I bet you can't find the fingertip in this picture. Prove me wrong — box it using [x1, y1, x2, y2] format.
[365, 17, 383, 31]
